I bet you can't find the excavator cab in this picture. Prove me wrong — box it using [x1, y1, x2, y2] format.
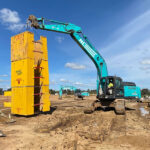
[74, 89, 82, 99]
[74, 89, 82, 97]
[99, 76, 124, 99]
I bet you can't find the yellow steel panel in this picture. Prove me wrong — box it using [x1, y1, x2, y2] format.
[4, 102, 11, 108]
[4, 91, 11, 96]
[41, 36, 48, 60]
[34, 40, 43, 65]
[33, 36, 48, 64]
[41, 85, 49, 93]
[33, 36, 49, 86]
[11, 59, 34, 87]
[42, 93, 50, 112]
[41, 36, 49, 85]
[33, 85, 50, 112]
[11, 87, 34, 115]
[11, 32, 50, 115]
[11, 31, 34, 61]
[40, 85, 50, 112]
[40, 60, 49, 85]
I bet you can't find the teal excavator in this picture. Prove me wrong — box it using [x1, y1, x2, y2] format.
[59, 85, 89, 100]
[28, 15, 141, 114]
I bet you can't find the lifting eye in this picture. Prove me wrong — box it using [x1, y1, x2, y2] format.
[97, 57, 99, 61]
[100, 63, 103, 66]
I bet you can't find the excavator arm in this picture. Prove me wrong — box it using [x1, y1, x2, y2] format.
[28, 15, 108, 96]
[59, 85, 77, 99]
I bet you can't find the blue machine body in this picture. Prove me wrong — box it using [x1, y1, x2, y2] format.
[81, 92, 90, 97]
[124, 86, 141, 99]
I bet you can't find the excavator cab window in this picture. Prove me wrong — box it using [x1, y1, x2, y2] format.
[101, 78, 106, 90]
[75, 89, 81, 94]
[107, 78, 114, 88]
[115, 79, 121, 89]
[99, 77, 124, 98]
[114, 77, 124, 97]
[106, 78, 114, 95]
[99, 78, 106, 96]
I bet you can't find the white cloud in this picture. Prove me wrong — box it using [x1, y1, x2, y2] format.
[0, 8, 24, 32]
[49, 72, 96, 90]
[0, 79, 10, 82]
[0, 74, 8, 77]
[8, 23, 25, 32]
[102, 10, 150, 53]
[65, 62, 86, 70]
[74, 81, 96, 88]
[60, 78, 71, 83]
[105, 38, 150, 88]
[0, 8, 20, 23]
[74, 82, 84, 86]
[60, 78, 66, 82]
[68, 37, 150, 89]
[55, 36, 64, 43]
[141, 59, 150, 65]
[50, 80, 57, 85]
[139, 65, 150, 71]
[50, 79, 72, 85]
[94, 10, 150, 89]
[0, 84, 11, 90]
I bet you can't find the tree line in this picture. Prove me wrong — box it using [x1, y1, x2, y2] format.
[141, 89, 150, 96]
[0, 88, 11, 95]
[0, 88, 150, 97]
[47, 88, 150, 96]
[49, 89, 97, 95]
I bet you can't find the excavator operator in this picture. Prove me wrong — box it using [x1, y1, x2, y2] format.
[108, 79, 114, 88]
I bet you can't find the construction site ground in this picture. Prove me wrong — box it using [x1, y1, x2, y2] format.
[0, 95, 150, 150]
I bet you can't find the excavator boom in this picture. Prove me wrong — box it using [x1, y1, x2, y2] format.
[28, 15, 108, 96]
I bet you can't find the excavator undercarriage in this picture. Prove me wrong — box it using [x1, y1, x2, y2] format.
[84, 99, 125, 115]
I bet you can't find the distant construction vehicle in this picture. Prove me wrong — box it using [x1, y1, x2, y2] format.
[28, 15, 141, 114]
[59, 85, 89, 100]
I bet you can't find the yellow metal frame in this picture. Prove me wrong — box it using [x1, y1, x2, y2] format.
[4, 91, 11, 97]
[11, 31, 50, 116]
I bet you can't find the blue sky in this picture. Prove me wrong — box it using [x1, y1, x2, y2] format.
[0, 0, 150, 90]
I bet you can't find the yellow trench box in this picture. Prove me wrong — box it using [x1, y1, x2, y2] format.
[11, 31, 50, 116]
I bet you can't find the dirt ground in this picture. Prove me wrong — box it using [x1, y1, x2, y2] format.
[0, 95, 150, 150]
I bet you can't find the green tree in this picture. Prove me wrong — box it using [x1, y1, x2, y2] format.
[0, 88, 4, 95]
[7, 88, 11, 91]
[141, 89, 150, 96]
[49, 89, 56, 95]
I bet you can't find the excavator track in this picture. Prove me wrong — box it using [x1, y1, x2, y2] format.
[114, 99, 125, 115]
[84, 99, 125, 115]
[84, 100, 101, 114]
